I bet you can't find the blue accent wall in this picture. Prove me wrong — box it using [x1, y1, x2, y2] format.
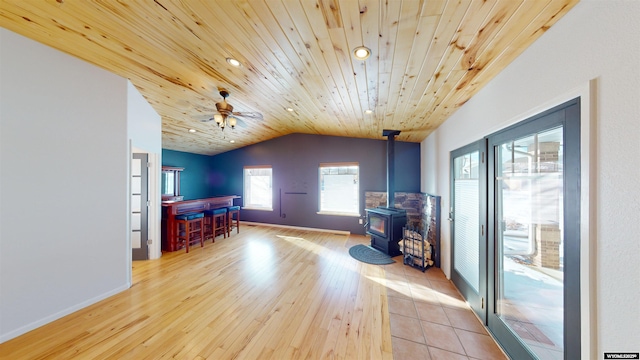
[162, 149, 217, 200]
[207, 133, 420, 234]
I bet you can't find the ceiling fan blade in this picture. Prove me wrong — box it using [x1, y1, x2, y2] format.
[194, 113, 215, 122]
[232, 111, 263, 120]
[231, 117, 246, 128]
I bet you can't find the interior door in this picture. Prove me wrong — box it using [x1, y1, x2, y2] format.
[487, 99, 581, 359]
[450, 140, 487, 321]
[132, 153, 149, 260]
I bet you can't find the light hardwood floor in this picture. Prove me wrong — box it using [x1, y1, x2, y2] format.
[0, 225, 506, 359]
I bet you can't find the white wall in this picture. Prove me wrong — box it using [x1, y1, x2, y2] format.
[128, 81, 162, 153]
[0, 29, 130, 341]
[128, 81, 162, 259]
[421, 0, 639, 355]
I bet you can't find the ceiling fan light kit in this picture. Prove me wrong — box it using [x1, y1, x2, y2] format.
[204, 90, 262, 133]
[353, 46, 371, 60]
[214, 90, 235, 130]
[213, 113, 237, 129]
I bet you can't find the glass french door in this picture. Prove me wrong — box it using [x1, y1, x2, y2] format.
[487, 99, 581, 359]
[450, 141, 487, 321]
[132, 153, 149, 261]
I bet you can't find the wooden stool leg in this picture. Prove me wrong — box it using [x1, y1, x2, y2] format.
[215, 215, 220, 241]
[185, 221, 190, 253]
[203, 216, 210, 241]
[210, 216, 216, 240]
[214, 215, 219, 240]
[171, 220, 180, 250]
[211, 213, 227, 241]
[223, 215, 227, 238]
[227, 212, 231, 236]
[199, 218, 204, 247]
[235, 211, 240, 234]
[221, 214, 227, 239]
[227, 209, 239, 235]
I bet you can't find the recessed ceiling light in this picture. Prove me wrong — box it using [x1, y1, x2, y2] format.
[226, 57, 241, 67]
[230, 140, 235, 143]
[353, 46, 371, 60]
[286, 107, 294, 112]
[188, 129, 196, 133]
[364, 109, 373, 114]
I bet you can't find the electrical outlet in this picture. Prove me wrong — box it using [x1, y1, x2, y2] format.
[358, 218, 363, 224]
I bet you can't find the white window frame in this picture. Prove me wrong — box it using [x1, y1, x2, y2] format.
[317, 162, 360, 217]
[243, 165, 273, 211]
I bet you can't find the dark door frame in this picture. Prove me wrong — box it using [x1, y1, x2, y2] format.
[486, 98, 581, 359]
[132, 153, 149, 261]
[450, 140, 488, 323]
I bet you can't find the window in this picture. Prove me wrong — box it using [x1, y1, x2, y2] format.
[318, 163, 359, 216]
[243, 166, 272, 210]
[161, 166, 183, 201]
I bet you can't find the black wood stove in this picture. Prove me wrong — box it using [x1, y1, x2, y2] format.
[365, 207, 407, 257]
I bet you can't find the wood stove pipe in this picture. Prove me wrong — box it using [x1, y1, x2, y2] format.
[382, 129, 401, 208]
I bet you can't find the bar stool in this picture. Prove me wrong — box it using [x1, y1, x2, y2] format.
[175, 212, 204, 253]
[226, 205, 240, 235]
[204, 207, 227, 241]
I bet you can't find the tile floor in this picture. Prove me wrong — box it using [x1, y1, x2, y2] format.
[384, 260, 508, 360]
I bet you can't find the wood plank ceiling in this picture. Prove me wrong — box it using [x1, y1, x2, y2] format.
[1, 0, 578, 155]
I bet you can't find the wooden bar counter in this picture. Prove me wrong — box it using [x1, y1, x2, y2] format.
[162, 195, 240, 252]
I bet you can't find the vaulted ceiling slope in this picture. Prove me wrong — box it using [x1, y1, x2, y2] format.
[1, 0, 578, 155]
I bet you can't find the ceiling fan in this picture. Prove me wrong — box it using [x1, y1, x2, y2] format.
[201, 90, 263, 130]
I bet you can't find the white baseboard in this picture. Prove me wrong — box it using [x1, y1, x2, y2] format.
[242, 221, 351, 235]
[0, 283, 131, 343]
